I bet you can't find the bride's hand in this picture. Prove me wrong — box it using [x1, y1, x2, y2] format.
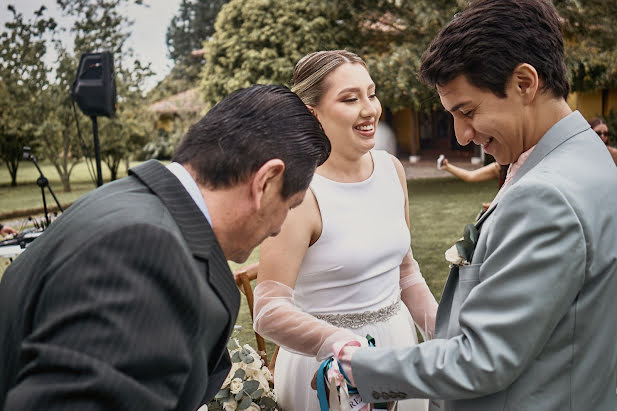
[335, 344, 361, 387]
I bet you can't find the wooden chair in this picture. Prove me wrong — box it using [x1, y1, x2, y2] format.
[233, 263, 279, 373]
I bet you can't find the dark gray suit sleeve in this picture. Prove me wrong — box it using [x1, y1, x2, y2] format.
[353, 179, 586, 400]
[5, 224, 206, 411]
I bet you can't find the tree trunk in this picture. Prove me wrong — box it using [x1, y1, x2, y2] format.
[54, 163, 72, 193]
[110, 164, 118, 181]
[104, 157, 121, 181]
[5, 159, 18, 187]
[61, 173, 71, 192]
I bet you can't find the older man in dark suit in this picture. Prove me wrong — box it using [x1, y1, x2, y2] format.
[0, 84, 330, 410]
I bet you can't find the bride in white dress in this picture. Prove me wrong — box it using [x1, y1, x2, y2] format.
[253, 50, 438, 411]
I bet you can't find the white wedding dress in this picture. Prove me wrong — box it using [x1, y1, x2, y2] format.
[273, 150, 428, 411]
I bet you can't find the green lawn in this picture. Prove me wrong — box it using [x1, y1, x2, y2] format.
[0, 169, 498, 355]
[0, 160, 146, 217]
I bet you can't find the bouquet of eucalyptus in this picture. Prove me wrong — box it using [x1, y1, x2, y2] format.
[206, 340, 279, 411]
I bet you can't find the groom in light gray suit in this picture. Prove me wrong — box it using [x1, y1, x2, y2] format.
[336, 0, 617, 410]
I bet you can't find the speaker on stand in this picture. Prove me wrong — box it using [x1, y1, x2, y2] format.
[71, 51, 116, 187]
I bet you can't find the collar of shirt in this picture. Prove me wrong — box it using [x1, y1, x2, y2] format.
[166, 162, 212, 226]
[491, 145, 536, 206]
[503, 145, 536, 188]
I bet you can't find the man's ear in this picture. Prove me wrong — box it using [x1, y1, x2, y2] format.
[250, 159, 285, 210]
[512, 63, 539, 104]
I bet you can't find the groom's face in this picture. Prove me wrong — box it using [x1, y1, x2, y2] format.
[438, 74, 527, 165]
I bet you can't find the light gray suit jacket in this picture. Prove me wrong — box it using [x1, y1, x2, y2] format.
[353, 111, 617, 410]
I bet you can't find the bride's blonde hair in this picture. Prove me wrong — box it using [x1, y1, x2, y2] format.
[291, 50, 367, 107]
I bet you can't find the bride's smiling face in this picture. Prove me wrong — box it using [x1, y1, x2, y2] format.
[310, 63, 382, 157]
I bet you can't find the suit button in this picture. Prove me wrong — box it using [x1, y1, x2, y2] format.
[372, 391, 381, 399]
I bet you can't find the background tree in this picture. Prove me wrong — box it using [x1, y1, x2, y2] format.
[0, 5, 56, 186]
[335, 0, 462, 111]
[198, 0, 464, 110]
[36, 49, 88, 192]
[200, 0, 351, 108]
[166, 0, 229, 63]
[98, 59, 153, 180]
[555, 0, 617, 92]
[199, 0, 617, 114]
[37, 0, 153, 190]
[147, 0, 231, 102]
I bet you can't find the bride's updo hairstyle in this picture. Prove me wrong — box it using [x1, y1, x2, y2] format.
[291, 50, 367, 107]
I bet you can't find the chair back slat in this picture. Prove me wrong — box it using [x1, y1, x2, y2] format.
[233, 263, 279, 374]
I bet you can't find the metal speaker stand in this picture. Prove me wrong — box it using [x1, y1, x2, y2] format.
[23, 146, 64, 228]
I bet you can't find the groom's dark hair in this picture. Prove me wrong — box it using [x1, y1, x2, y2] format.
[173, 84, 331, 199]
[419, 0, 569, 100]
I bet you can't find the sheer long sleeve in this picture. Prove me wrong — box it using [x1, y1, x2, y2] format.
[253, 280, 365, 361]
[399, 248, 438, 340]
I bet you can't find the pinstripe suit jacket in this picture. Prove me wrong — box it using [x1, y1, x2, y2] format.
[0, 160, 240, 410]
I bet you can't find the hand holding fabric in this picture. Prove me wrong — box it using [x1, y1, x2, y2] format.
[332, 341, 362, 387]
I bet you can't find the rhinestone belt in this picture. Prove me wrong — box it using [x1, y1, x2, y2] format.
[313, 294, 401, 329]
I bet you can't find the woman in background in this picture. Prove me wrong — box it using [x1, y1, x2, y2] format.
[589, 117, 617, 165]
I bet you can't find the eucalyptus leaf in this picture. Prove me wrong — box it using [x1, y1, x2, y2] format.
[206, 401, 223, 411]
[233, 368, 246, 380]
[468, 224, 479, 244]
[457, 223, 479, 262]
[231, 351, 242, 363]
[455, 239, 471, 262]
[214, 388, 230, 400]
[260, 397, 277, 410]
[463, 223, 472, 243]
[250, 388, 264, 399]
[235, 391, 245, 401]
[243, 380, 260, 394]
[242, 355, 255, 364]
[238, 395, 253, 410]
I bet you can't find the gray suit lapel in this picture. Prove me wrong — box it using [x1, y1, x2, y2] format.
[435, 266, 458, 337]
[129, 160, 239, 319]
[476, 111, 589, 227]
[508, 111, 590, 187]
[475, 201, 499, 227]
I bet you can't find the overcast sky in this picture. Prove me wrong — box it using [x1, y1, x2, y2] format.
[0, 0, 182, 90]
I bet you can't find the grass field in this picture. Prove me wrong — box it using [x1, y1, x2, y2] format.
[0, 160, 146, 217]
[0, 162, 498, 354]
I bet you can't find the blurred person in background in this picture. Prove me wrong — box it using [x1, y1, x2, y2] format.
[0, 224, 16, 238]
[589, 116, 617, 165]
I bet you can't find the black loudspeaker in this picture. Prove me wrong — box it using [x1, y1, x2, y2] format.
[71, 51, 116, 117]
